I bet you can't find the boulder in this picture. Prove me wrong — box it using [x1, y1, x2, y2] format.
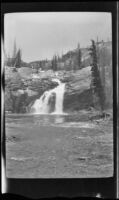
[18, 67, 32, 79]
[63, 66, 92, 112]
[5, 88, 13, 112]
[64, 89, 93, 112]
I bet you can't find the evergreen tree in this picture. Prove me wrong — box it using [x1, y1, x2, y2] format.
[89, 40, 105, 111]
[77, 43, 82, 69]
[51, 58, 54, 70]
[15, 49, 22, 68]
[52, 55, 57, 71]
[7, 40, 17, 67]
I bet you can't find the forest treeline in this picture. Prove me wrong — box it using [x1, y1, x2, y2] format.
[5, 40, 111, 72]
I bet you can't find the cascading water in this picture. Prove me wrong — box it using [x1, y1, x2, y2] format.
[31, 79, 66, 114]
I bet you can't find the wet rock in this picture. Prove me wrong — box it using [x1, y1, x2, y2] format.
[64, 89, 93, 112]
[48, 93, 56, 113]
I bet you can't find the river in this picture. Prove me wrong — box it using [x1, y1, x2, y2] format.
[5, 113, 113, 178]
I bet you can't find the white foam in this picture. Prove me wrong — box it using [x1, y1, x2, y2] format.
[31, 79, 66, 115]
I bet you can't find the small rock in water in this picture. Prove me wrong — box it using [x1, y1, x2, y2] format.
[56, 138, 61, 142]
[82, 130, 86, 133]
[48, 156, 56, 160]
[76, 157, 88, 161]
[11, 157, 31, 161]
[72, 136, 83, 140]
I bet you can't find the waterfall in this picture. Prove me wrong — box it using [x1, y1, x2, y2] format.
[31, 79, 65, 114]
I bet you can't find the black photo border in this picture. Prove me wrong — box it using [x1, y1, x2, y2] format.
[1, 1, 118, 199]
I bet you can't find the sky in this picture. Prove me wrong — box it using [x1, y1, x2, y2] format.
[4, 12, 112, 63]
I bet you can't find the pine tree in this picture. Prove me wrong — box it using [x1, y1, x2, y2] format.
[52, 55, 57, 71]
[15, 49, 22, 68]
[89, 40, 105, 111]
[77, 43, 82, 69]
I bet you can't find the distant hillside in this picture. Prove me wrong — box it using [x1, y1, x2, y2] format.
[28, 41, 112, 71]
[5, 40, 112, 72]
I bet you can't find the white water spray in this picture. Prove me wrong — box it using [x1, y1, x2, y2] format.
[31, 79, 66, 114]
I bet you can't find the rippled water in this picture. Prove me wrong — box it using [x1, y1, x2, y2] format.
[5, 112, 91, 126]
[5, 113, 113, 178]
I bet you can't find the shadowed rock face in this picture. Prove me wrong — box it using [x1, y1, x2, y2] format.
[63, 66, 92, 112]
[64, 89, 93, 112]
[48, 93, 56, 113]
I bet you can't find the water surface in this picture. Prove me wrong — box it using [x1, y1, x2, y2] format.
[5, 113, 113, 178]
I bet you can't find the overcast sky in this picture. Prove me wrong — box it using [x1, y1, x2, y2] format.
[4, 12, 112, 62]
